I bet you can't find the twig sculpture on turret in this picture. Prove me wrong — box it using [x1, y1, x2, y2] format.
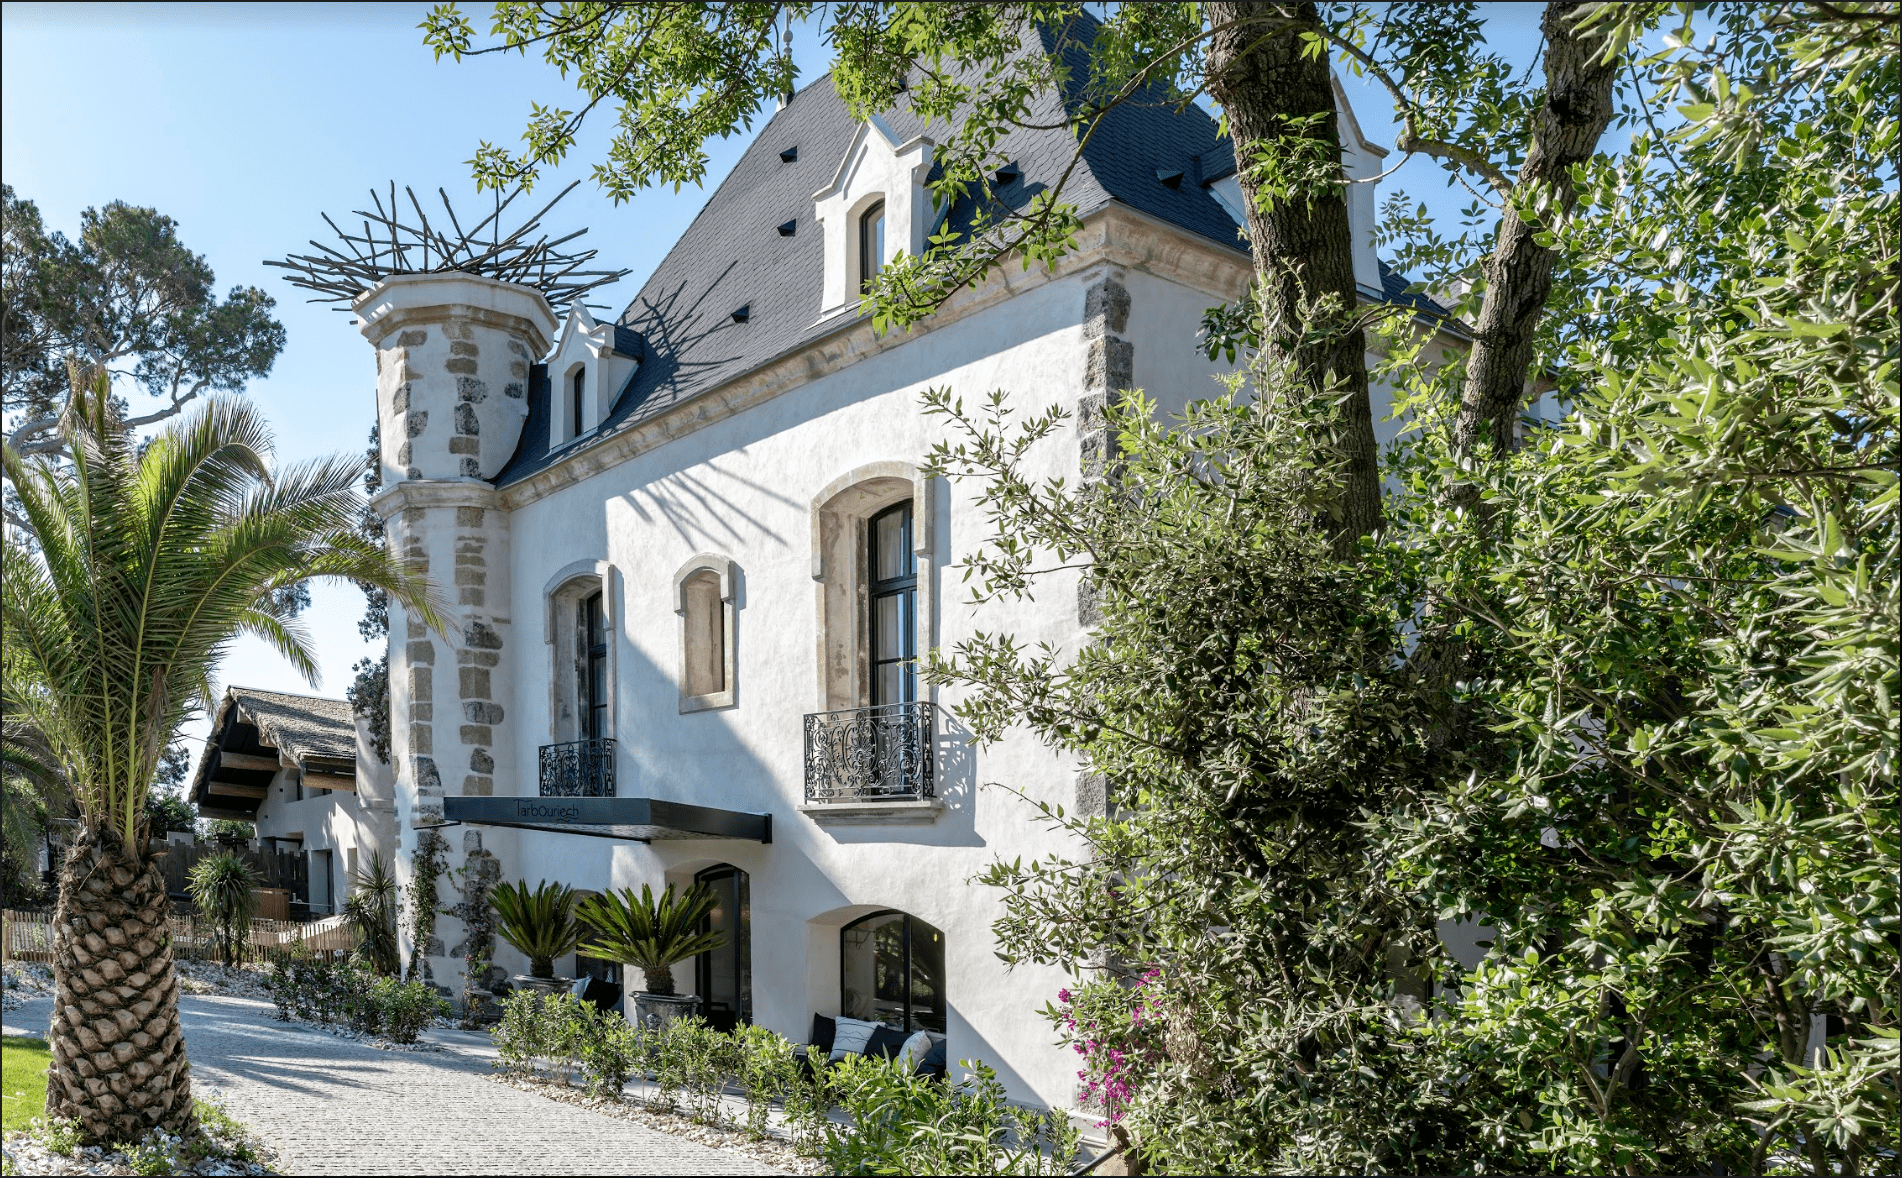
[266, 181, 628, 307]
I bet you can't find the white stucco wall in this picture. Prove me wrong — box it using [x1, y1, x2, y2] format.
[376, 177, 1448, 1112]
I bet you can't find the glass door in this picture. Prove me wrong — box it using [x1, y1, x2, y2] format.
[867, 502, 916, 706]
[583, 591, 608, 740]
[694, 866, 751, 1032]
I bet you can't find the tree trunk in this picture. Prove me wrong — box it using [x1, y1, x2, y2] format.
[1205, 0, 1380, 552]
[641, 966, 675, 996]
[1453, 2, 1618, 458]
[45, 826, 197, 1144]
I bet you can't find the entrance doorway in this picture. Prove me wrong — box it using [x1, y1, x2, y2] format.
[694, 865, 751, 1031]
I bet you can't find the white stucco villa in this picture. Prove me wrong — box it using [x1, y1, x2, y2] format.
[188, 686, 397, 918]
[353, 51, 1464, 1108]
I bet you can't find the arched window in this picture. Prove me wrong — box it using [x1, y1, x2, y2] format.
[570, 365, 587, 438]
[858, 200, 885, 292]
[840, 909, 944, 1033]
[695, 865, 751, 1032]
[674, 555, 738, 712]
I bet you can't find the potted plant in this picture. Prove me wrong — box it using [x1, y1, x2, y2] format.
[490, 878, 586, 994]
[575, 882, 725, 1028]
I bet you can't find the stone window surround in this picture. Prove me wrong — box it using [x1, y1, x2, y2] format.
[810, 461, 933, 714]
[673, 554, 739, 713]
[542, 558, 620, 746]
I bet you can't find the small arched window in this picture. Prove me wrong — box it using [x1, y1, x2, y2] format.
[858, 201, 885, 293]
[570, 366, 587, 438]
[675, 555, 738, 712]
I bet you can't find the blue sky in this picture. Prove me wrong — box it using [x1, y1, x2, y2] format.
[2, 2, 1541, 768]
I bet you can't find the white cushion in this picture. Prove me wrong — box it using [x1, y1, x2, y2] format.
[829, 1016, 879, 1061]
[898, 1030, 933, 1069]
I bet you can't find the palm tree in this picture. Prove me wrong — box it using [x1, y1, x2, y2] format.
[186, 851, 260, 969]
[344, 851, 401, 976]
[491, 878, 586, 980]
[1, 366, 443, 1143]
[575, 882, 726, 996]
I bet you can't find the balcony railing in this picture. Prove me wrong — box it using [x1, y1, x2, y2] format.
[803, 702, 934, 803]
[539, 738, 616, 798]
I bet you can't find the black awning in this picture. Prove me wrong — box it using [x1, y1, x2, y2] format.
[441, 795, 771, 843]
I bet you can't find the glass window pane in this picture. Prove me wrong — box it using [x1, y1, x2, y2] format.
[874, 662, 904, 707]
[842, 911, 906, 1028]
[873, 593, 903, 661]
[874, 508, 909, 581]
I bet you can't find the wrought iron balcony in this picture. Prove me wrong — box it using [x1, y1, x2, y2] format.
[803, 702, 934, 802]
[539, 738, 616, 798]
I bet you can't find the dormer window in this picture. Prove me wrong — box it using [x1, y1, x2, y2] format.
[859, 201, 886, 292]
[571, 365, 587, 438]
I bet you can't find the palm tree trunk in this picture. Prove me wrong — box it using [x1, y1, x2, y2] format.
[45, 826, 197, 1143]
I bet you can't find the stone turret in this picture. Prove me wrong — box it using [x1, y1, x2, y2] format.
[355, 272, 555, 992]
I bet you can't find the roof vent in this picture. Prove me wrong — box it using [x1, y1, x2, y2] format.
[780, 146, 798, 163]
[1156, 169, 1185, 190]
[994, 163, 1020, 186]
[777, 219, 797, 237]
[730, 305, 751, 324]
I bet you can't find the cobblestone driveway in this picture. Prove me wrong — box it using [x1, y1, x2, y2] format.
[4, 993, 780, 1176]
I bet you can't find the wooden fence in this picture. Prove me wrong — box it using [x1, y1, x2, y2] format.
[3, 908, 357, 967]
[154, 843, 307, 906]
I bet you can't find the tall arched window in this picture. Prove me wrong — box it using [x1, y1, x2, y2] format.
[858, 201, 885, 293]
[571, 365, 587, 438]
[840, 909, 944, 1033]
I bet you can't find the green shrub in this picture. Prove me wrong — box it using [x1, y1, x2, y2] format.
[819, 1054, 1078, 1176]
[266, 954, 446, 1042]
[735, 1023, 798, 1139]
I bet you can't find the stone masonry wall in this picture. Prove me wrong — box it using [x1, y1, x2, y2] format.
[361, 275, 552, 1000]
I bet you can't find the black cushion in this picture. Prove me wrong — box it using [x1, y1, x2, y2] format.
[865, 1024, 910, 1060]
[808, 1013, 836, 1055]
[915, 1034, 948, 1077]
[586, 981, 622, 1013]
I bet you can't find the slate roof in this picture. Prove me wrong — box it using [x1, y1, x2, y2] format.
[493, 18, 1446, 487]
[223, 687, 358, 766]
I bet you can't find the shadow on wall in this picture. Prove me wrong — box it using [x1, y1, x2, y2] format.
[622, 454, 802, 554]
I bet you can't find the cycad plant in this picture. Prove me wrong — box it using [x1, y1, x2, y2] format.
[344, 851, 401, 976]
[186, 850, 260, 969]
[575, 882, 725, 996]
[1, 367, 443, 1143]
[491, 878, 586, 980]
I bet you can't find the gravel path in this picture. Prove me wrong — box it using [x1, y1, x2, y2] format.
[4, 993, 782, 1176]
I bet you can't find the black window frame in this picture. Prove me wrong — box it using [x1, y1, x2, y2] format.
[859, 200, 886, 293]
[694, 864, 752, 1032]
[839, 908, 945, 1035]
[582, 590, 608, 740]
[571, 365, 587, 438]
[867, 501, 916, 706]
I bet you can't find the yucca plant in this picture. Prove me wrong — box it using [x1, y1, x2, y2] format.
[187, 850, 260, 968]
[491, 878, 585, 979]
[575, 882, 726, 996]
[344, 851, 401, 976]
[1, 366, 444, 1143]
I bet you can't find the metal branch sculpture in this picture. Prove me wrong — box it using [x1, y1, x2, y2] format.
[267, 181, 629, 308]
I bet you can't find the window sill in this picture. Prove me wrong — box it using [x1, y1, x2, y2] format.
[798, 798, 943, 826]
[679, 690, 736, 714]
